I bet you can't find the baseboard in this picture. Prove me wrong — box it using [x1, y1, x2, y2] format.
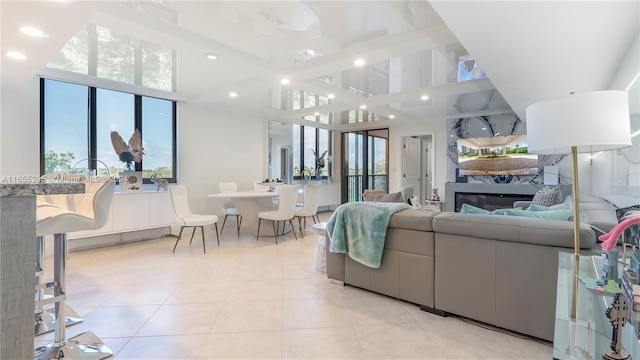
[419, 305, 448, 317]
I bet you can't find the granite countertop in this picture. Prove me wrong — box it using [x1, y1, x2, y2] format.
[0, 183, 85, 196]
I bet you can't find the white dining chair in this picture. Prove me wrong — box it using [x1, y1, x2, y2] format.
[256, 184, 300, 244]
[252, 180, 272, 192]
[294, 181, 322, 238]
[218, 181, 242, 237]
[34, 177, 115, 359]
[169, 184, 219, 253]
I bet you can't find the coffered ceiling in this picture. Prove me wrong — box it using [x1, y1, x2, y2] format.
[1, 1, 638, 128]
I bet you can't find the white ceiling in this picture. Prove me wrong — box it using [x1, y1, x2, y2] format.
[1, 1, 638, 128]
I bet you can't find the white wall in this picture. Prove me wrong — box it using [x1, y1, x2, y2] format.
[1, 77, 41, 177]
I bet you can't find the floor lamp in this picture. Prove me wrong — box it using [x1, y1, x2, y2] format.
[526, 91, 632, 355]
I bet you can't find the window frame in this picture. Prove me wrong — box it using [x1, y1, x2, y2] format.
[39, 77, 177, 183]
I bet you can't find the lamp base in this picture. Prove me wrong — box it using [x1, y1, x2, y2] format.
[603, 350, 631, 360]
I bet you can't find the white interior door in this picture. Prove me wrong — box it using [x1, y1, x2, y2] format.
[403, 137, 422, 202]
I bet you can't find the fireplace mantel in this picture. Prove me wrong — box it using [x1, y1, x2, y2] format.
[444, 183, 572, 212]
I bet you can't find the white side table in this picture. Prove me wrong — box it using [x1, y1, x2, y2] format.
[425, 200, 444, 211]
[312, 223, 327, 273]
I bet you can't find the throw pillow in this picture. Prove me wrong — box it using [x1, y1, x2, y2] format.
[532, 186, 563, 207]
[363, 189, 386, 202]
[364, 190, 403, 203]
[527, 203, 571, 212]
[460, 204, 509, 215]
[503, 208, 573, 221]
[460, 203, 489, 214]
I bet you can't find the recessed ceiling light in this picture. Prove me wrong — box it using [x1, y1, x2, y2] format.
[354, 58, 365, 67]
[205, 53, 218, 60]
[280, 78, 290, 85]
[420, 95, 429, 101]
[388, 115, 395, 119]
[18, 26, 49, 38]
[229, 92, 237, 98]
[314, 112, 320, 116]
[481, 127, 486, 130]
[450, 134, 454, 137]
[360, 105, 367, 109]
[6, 51, 26, 60]
[327, 94, 335, 99]
[52, 0, 75, 3]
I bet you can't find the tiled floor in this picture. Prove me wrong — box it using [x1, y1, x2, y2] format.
[35, 212, 552, 359]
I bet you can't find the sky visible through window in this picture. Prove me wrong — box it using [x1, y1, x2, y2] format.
[43, 79, 173, 176]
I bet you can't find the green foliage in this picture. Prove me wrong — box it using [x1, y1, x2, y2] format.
[44, 150, 75, 174]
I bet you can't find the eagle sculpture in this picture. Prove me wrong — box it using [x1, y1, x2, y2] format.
[110, 129, 144, 169]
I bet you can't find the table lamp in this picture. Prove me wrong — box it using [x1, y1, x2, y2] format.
[526, 90, 632, 255]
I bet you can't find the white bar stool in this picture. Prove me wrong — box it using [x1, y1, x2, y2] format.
[34, 178, 114, 360]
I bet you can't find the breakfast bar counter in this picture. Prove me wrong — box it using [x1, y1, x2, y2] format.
[0, 182, 85, 359]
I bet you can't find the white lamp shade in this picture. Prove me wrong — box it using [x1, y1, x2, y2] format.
[525, 90, 631, 154]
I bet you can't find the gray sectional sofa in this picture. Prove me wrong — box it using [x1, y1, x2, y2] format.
[325, 195, 618, 342]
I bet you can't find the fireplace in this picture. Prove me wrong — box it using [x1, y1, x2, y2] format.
[444, 183, 571, 212]
[454, 192, 534, 212]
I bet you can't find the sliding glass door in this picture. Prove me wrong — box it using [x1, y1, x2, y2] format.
[341, 129, 388, 202]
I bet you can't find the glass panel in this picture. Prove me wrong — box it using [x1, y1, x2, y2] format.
[43, 80, 89, 174]
[369, 135, 388, 191]
[96, 26, 135, 84]
[95, 88, 135, 175]
[303, 91, 316, 108]
[142, 41, 173, 91]
[292, 90, 301, 110]
[142, 97, 173, 179]
[292, 124, 301, 176]
[46, 24, 89, 74]
[344, 132, 364, 202]
[303, 126, 316, 176]
[318, 129, 330, 177]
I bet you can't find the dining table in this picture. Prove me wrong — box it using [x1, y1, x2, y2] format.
[208, 190, 280, 236]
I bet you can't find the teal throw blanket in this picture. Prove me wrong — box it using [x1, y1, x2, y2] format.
[327, 202, 411, 268]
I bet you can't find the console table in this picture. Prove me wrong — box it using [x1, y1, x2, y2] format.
[554, 252, 640, 359]
[0, 182, 85, 359]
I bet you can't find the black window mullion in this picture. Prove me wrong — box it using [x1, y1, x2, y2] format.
[88, 87, 97, 172]
[134, 95, 143, 173]
[39, 78, 46, 175]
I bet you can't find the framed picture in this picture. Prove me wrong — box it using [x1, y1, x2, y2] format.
[119, 171, 143, 192]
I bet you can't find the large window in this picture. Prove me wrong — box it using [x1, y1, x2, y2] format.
[40, 78, 176, 182]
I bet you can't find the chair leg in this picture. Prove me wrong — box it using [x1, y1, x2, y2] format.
[200, 226, 206, 254]
[236, 215, 241, 238]
[173, 226, 185, 253]
[189, 227, 196, 245]
[256, 218, 262, 240]
[289, 219, 297, 240]
[34, 235, 82, 336]
[221, 215, 229, 233]
[214, 223, 220, 246]
[272, 220, 278, 245]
